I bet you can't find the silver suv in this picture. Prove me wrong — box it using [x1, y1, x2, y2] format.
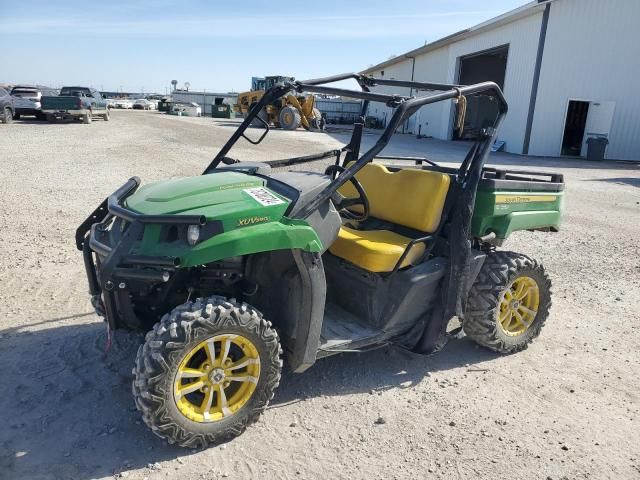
[11, 85, 58, 120]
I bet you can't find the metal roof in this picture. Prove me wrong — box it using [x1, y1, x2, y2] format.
[361, 0, 554, 74]
[172, 90, 238, 97]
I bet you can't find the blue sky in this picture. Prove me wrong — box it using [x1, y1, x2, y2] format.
[0, 0, 526, 93]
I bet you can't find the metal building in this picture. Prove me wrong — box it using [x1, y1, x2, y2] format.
[315, 97, 363, 124]
[362, 0, 640, 160]
[170, 90, 238, 117]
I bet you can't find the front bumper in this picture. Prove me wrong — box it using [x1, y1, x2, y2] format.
[76, 177, 206, 329]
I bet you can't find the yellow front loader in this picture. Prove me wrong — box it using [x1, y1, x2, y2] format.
[234, 76, 324, 131]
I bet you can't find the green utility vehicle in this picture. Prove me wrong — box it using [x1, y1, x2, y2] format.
[76, 73, 564, 448]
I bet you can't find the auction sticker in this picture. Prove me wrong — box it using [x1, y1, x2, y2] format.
[244, 187, 285, 207]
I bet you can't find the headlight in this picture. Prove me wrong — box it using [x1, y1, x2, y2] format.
[187, 225, 200, 246]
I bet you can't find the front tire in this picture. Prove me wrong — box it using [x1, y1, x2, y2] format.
[132, 297, 282, 448]
[464, 251, 551, 353]
[103, 109, 110, 121]
[82, 111, 92, 124]
[278, 105, 301, 130]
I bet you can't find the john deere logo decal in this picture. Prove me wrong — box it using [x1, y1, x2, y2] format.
[237, 216, 270, 227]
[495, 195, 557, 204]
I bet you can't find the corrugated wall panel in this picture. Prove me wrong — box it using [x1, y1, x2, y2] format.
[409, 47, 451, 138]
[442, 12, 543, 152]
[530, 0, 640, 160]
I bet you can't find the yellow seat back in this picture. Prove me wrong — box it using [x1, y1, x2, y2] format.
[339, 163, 451, 233]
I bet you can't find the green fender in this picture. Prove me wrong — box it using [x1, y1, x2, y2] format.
[137, 218, 323, 268]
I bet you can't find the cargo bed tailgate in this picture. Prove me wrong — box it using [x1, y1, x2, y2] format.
[471, 167, 565, 241]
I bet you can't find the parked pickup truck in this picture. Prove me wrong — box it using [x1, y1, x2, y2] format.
[41, 86, 110, 124]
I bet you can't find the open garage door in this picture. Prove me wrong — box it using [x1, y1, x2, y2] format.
[454, 45, 508, 140]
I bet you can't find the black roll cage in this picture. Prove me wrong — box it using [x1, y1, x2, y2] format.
[203, 72, 508, 221]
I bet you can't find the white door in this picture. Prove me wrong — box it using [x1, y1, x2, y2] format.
[580, 101, 615, 156]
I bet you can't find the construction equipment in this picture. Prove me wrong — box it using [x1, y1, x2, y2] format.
[234, 75, 324, 131]
[76, 73, 564, 449]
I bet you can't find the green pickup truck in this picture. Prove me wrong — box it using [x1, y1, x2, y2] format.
[41, 86, 110, 124]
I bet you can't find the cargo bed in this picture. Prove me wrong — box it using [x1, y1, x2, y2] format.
[473, 167, 564, 242]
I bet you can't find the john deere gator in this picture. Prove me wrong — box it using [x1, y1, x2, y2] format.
[76, 73, 564, 448]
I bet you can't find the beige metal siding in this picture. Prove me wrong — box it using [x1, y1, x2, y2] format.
[529, 0, 640, 160]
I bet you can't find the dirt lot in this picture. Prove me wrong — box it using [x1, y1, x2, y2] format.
[0, 110, 639, 480]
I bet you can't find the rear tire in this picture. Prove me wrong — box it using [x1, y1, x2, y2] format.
[46, 114, 56, 123]
[278, 105, 301, 130]
[464, 251, 551, 353]
[2, 107, 13, 124]
[83, 111, 92, 124]
[132, 297, 282, 448]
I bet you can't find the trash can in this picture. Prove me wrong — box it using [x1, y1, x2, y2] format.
[586, 136, 609, 161]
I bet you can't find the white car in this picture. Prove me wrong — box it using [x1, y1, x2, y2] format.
[114, 99, 133, 109]
[171, 102, 202, 117]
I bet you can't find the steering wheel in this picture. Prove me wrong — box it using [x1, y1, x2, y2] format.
[324, 165, 370, 222]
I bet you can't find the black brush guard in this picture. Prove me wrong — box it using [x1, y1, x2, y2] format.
[76, 177, 208, 329]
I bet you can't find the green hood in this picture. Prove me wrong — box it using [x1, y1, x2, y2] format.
[126, 172, 291, 231]
[120, 172, 323, 267]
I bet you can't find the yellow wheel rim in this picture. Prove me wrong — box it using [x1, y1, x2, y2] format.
[497, 276, 540, 337]
[173, 334, 260, 423]
[283, 112, 292, 124]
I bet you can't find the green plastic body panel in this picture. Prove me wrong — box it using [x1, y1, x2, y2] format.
[472, 190, 564, 239]
[124, 172, 323, 267]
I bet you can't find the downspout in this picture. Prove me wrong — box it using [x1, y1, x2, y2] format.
[523, 1, 551, 154]
[403, 56, 416, 134]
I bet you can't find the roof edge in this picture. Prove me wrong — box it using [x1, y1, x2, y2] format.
[361, 0, 553, 74]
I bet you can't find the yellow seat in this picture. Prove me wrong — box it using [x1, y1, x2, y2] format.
[329, 226, 425, 273]
[336, 163, 450, 232]
[329, 163, 450, 273]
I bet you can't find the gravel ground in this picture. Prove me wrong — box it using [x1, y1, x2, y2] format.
[0, 110, 639, 480]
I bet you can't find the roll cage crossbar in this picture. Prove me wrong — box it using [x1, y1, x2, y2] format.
[203, 72, 508, 221]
